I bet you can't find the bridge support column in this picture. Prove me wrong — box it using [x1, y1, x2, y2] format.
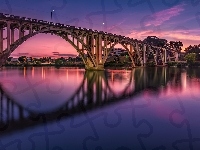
[22, 30, 25, 37]
[98, 34, 102, 64]
[95, 35, 99, 64]
[11, 28, 14, 44]
[153, 49, 158, 65]
[104, 37, 108, 57]
[135, 43, 142, 66]
[90, 35, 94, 55]
[86, 34, 104, 70]
[129, 44, 136, 67]
[96, 34, 104, 70]
[143, 44, 146, 66]
[7, 22, 11, 51]
[0, 28, 3, 53]
[29, 24, 32, 34]
[164, 48, 167, 64]
[19, 27, 22, 39]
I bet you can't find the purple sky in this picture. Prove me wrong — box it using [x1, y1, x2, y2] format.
[0, 0, 200, 57]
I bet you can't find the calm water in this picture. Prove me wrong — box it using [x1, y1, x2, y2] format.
[0, 67, 200, 150]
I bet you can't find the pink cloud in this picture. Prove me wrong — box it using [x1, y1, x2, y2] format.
[145, 4, 185, 26]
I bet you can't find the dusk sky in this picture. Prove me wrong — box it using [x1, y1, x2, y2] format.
[0, 0, 200, 58]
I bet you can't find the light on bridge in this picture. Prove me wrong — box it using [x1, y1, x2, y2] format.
[51, 10, 55, 20]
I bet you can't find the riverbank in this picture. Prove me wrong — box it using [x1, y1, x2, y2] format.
[3, 61, 200, 69]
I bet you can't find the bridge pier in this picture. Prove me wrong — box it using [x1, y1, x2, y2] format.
[163, 48, 167, 64]
[85, 63, 105, 71]
[7, 22, 10, 51]
[85, 34, 105, 70]
[11, 28, 14, 44]
[143, 45, 146, 66]
[0, 27, 3, 53]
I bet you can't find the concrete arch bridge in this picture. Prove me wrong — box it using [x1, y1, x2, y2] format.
[0, 13, 178, 70]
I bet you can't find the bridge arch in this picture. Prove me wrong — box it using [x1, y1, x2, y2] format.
[0, 13, 173, 69]
[1, 28, 98, 68]
[0, 14, 146, 69]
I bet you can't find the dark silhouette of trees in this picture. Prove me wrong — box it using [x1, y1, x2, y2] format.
[18, 56, 26, 63]
[185, 53, 196, 64]
[185, 44, 200, 61]
[143, 36, 167, 47]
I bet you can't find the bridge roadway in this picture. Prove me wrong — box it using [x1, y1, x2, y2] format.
[0, 13, 176, 70]
[0, 68, 181, 136]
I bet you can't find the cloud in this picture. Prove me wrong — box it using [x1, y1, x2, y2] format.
[144, 3, 185, 27]
[52, 52, 59, 55]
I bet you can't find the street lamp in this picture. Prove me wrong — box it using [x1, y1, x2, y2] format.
[102, 22, 105, 31]
[51, 10, 55, 20]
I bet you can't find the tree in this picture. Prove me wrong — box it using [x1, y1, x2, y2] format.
[185, 44, 200, 61]
[18, 56, 26, 63]
[55, 58, 63, 66]
[184, 53, 196, 64]
[143, 36, 167, 47]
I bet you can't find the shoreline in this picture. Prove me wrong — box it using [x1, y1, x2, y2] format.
[2, 64, 199, 70]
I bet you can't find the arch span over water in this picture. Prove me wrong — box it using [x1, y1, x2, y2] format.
[0, 13, 174, 69]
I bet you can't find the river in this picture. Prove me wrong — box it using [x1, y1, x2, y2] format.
[0, 67, 200, 150]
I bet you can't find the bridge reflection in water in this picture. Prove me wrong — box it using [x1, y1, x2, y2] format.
[0, 68, 178, 136]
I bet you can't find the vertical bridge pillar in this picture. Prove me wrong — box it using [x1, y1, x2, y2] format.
[135, 42, 143, 65]
[164, 48, 167, 64]
[104, 36, 108, 59]
[90, 35, 94, 56]
[0, 27, 3, 53]
[29, 24, 32, 34]
[19, 26, 23, 39]
[88, 34, 104, 70]
[98, 34, 102, 64]
[11, 28, 14, 44]
[7, 22, 10, 51]
[97, 34, 104, 70]
[143, 44, 146, 66]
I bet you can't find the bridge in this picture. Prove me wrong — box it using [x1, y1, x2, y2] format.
[0, 68, 180, 136]
[0, 13, 180, 70]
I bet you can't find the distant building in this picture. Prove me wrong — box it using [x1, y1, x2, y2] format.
[110, 48, 126, 56]
[27, 57, 32, 62]
[10, 58, 19, 63]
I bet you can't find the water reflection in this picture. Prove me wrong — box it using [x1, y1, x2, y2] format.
[0, 67, 191, 137]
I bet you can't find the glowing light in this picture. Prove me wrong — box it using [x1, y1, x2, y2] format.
[32, 67, 34, 78]
[103, 23, 105, 25]
[66, 69, 68, 81]
[23, 67, 26, 78]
